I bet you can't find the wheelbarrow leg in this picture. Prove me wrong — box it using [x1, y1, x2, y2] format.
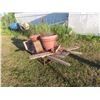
[43, 58, 46, 66]
[43, 57, 51, 66]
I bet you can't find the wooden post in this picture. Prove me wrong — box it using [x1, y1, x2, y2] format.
[47, 56, 71, 66]
[69, 51, 82, 55]
[62, 46, 80, 51]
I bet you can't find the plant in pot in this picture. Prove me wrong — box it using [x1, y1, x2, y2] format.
[38, 23, 58, 51]
[29, 25, 40, 42]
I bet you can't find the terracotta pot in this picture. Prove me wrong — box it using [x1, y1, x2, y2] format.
[30, 34, 40, 42]
[40, 35, 58, 51]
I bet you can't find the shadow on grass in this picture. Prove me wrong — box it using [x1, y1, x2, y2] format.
[37, 59, 68, 82]
[11, 37, 26, 52]
[48, 63, 68, 82]
[69, 54, 100, 69]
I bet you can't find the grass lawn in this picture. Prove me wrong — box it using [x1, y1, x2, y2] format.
[1, 35, 100, 87]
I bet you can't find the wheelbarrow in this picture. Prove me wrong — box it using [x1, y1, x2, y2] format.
[23, 39, 82, 66]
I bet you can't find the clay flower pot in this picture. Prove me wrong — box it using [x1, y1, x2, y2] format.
[30, 34, 40, 42]
[40, 35, 58, 51]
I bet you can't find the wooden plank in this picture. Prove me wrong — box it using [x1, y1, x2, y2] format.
[54, 51, 70, 58]
[69, 51, 82, 55]
[62, 46, 80, 51]
[23, 41, 28, 50]
[55, 45, 61, 53]
[47, 56, 71, 66]
[33, 40, 44, 53]
[30, 52, 54, 60]
[61, 46, 82, 55]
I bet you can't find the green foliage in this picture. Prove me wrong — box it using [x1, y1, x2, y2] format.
[77, 34, 100, 42]
[27, 24, 74, 40]
[26, 23, 51, 36]
[25, 24, 35, 37]
[1, 13, 21, 37]
[50, 25, 73, 42]
[36, 23, 51, 36]
[2, 29, 21, 38]
[23, 23, 100, 43]
[85, 33, 94, 41]
[1, 13, 16, 30]
[1, 19, 100, 42]
[29, 23, 51, 36]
